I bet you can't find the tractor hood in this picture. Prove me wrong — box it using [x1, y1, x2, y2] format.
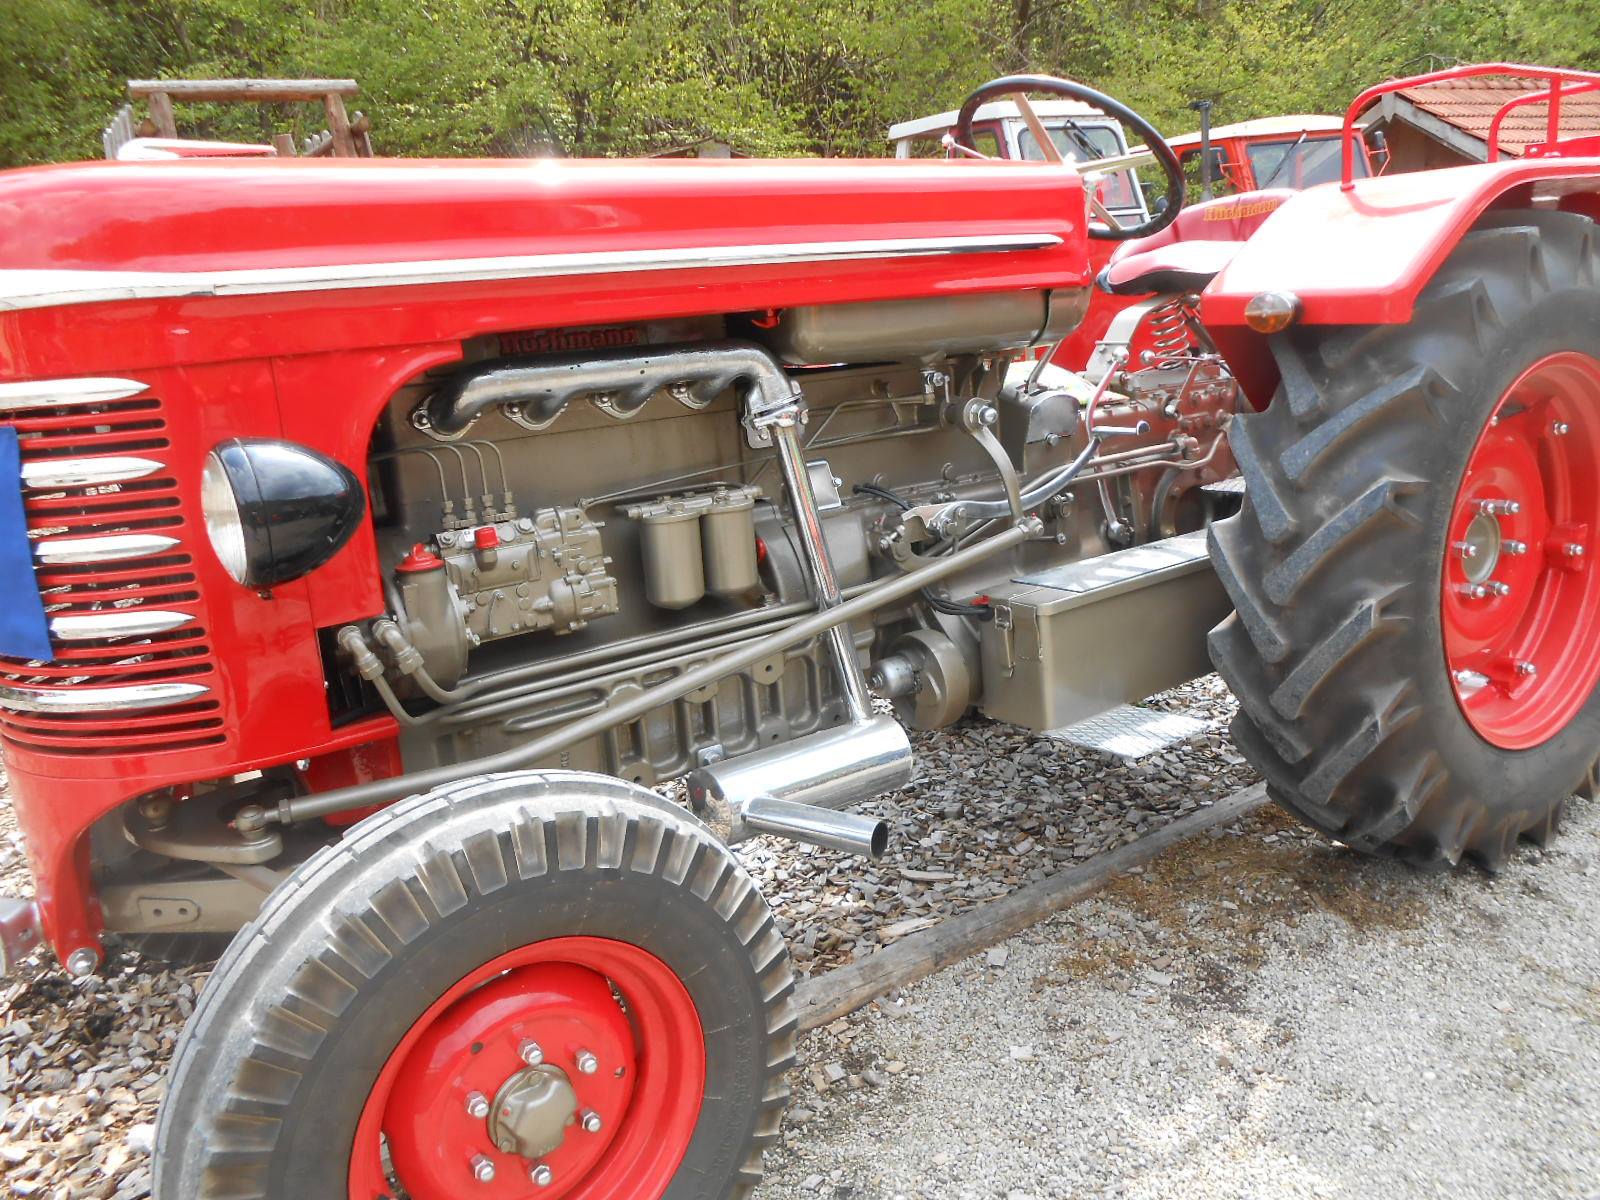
[0, 156, 1090, 315]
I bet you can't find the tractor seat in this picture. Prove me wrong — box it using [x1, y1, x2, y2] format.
[1097, 189, 1296, 296]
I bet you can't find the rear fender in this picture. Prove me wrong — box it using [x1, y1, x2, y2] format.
[1201, 158, 1600, 407]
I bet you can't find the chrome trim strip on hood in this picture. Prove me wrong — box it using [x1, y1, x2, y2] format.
[0, 233, 1064, 313]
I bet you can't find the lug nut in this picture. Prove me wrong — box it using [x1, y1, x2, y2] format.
[1454, 669, 1490, 688]
[470, 1154, 496, 1184]
[575, 1049, 598, 1075]
[1515, 660, 1538, 677]
[1454, 541, 1479, 560]
[1486, 581, 1511, 596]
[1552, 421, 1571, 436]
[1475, 498, 1520, 516]
[531, 1164, 554, 1187]
[465, 1091, 489, 1119]
[519, 1040, 544, 1066]
[1503, 540, 1528, 556]
[1565, 543, 1586, 558]
[581, 1110, 603, 1134]
[1458, 583, 1489, 599]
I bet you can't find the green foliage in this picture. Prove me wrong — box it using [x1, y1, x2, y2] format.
[0, 0, 1594, 167]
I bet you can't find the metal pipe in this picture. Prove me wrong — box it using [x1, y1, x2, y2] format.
[686, 715, 910, 857]
[768, 412, 875, 724]
[276, 517, 1038, 824]
[740, 797, 889, 858]
[423, 340, 799, 438]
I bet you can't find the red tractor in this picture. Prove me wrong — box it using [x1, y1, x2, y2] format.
[1, 62, 1597, 1199]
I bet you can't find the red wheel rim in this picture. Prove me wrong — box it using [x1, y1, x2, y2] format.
[348, 936, 706, 1199]
[1443, 351, 1600, 749]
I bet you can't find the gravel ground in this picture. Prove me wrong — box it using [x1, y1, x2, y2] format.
[2, 677, 1596, 1198]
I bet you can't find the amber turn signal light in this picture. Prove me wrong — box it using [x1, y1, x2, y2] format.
[1243, 290, 1302, 334]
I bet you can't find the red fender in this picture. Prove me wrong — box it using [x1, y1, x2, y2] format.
[1199, 158, 1600, 405]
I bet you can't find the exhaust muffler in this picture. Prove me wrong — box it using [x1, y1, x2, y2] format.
[686, 715, 911, 858]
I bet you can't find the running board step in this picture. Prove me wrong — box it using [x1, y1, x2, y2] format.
[1042, 703, 1209, 761]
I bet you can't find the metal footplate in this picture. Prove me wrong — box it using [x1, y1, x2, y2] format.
[1043, 703, 1209, 761]
[978, 530, 1231, 732]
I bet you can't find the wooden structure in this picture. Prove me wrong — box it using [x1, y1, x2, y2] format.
[106, 79, 374, 159]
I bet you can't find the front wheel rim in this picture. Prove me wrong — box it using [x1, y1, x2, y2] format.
[1443, 351, 1600, 749]
[349, 936, 706, 1199]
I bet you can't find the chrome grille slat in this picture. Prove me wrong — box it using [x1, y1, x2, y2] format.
[0, 377, 148, 412]
[21, 455, 164, 489]
[2, 380, 224, 751]
[48, 610, 195, 640]
[33, 533, 181, 564]
[0, 680, 210, 714]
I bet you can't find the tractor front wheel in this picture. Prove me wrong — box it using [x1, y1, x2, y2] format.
[153, 772, 795, 1199]
[1209, 208, 1600, 867]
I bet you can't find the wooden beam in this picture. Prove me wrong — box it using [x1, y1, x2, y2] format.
[127, 79, 360, 104]
[146, 91, 178, 139]
[271, 133, 297, 157]
[792, 782, 1268, 1032]
[324, 93, 357, 158]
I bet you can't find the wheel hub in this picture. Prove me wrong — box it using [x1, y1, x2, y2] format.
[1443, 351, 1600, 748]
[490, 1065, 580, 1160]
[349, 937, 707, 1200]
[383, 960, 636, 1198]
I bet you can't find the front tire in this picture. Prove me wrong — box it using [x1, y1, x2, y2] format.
[1209, 209, 1600, 868]
[154, 771, 795, 1199]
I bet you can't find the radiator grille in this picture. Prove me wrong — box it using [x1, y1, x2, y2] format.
[0, 378, 224, 756]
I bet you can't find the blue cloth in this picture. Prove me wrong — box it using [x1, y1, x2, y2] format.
[0, 427, 52, 662]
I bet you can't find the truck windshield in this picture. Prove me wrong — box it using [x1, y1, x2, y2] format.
[1245, 136, 1367, 188]
[1016, 122, 1141, 211]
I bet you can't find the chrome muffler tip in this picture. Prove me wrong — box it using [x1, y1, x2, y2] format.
[686, 715, 912, 858]
[740, 795, 890, 859]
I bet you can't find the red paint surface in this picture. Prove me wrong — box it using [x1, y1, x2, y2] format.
[1444, 353, 1600, 748]
[352, 938, 705, 1200]
[0, 155, 1087, 959]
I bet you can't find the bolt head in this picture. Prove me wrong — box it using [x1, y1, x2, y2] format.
[519, 1040, 544, 1066]
[465, 1091, 489, 1119]
[581, 1110, 603, 1134]
[1503, 540, 1528, 556]
[1553, 421, 1571, 436]
[531, 1164, 554, 1187]
[1487, 581, 1511, 597]
[470, 1154, 496, 1183]
[1515, 660, 1538, 677]
[1566, 543, 1586, 558]
[575, 1049, 599, 1075]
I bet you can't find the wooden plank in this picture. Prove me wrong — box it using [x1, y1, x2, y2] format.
[128, 79, 360, 103]
[792, 782, 1267, 1032]
[146, 91, 178, 139]
[271, 133, 297, 157]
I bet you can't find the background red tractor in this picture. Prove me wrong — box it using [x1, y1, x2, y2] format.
[0, 61, 1597, 1200]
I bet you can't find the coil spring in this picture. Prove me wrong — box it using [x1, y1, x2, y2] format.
[1147, 298, 1191, 360]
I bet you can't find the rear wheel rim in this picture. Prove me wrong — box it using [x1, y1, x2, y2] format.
[348, 936, 706, 1200]
[1443, 351, 1600, 749]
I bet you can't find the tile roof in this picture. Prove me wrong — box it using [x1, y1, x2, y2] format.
[1397, 76, 1600, 156]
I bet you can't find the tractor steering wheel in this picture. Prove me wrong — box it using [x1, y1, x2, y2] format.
[953, 75, 1185, 242]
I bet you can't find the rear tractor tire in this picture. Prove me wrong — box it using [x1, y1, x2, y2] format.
[154, 771, 796, 1200]
[1210, 208, 1600, 868]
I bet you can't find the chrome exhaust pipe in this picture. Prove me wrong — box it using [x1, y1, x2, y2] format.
[740, 796, 889, 858]
[686, 715, 911, 858]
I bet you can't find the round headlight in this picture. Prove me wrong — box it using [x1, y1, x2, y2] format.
[201, 451, 250, 583]
[201, 439, 365, 588]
